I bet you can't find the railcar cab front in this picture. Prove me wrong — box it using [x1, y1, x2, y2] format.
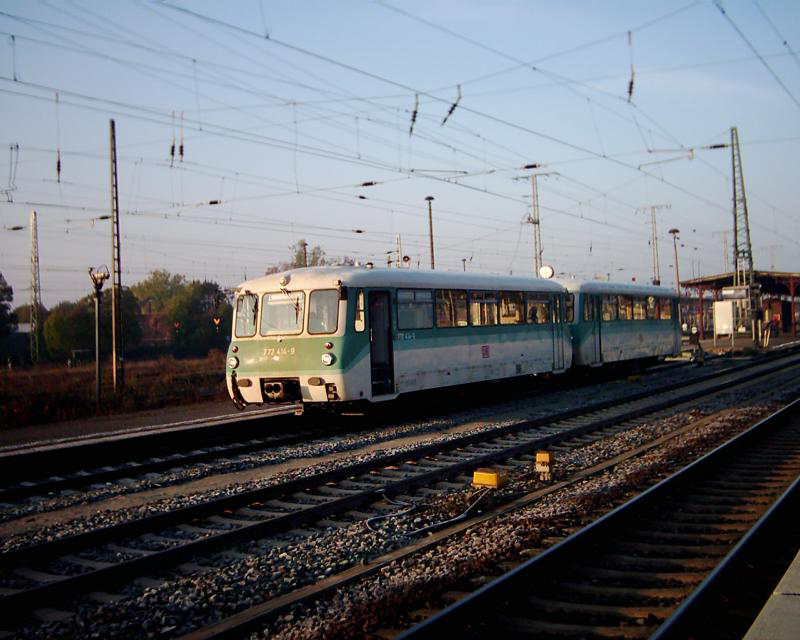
[226, 271, 356, 408]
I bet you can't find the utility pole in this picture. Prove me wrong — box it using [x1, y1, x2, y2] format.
[514, 172, 556, 275]
[712, 230, 730, 273]
[528, 175, 543, 274]
[29, 210, 41, 363]
[110, 119, 124, 392]
[637, 204, 670, 285]
[766, 245, 781, 270]
[396, 234, 403, 268]
[425, 196, 435, 270]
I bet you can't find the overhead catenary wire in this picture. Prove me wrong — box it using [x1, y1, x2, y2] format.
[714, 0, 800, 111]
[1, 2, 796, 302]
[752, 0, 800, 71]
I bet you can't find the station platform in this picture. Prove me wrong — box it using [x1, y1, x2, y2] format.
[743, 547, 800, 640]
[692, 332, 800, 356]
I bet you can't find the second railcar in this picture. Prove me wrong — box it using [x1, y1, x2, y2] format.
[564, 280, 681, 367]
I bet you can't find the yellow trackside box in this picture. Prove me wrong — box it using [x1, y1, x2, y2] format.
[472, 468, 507, 489]
[535, 451, 554, 473]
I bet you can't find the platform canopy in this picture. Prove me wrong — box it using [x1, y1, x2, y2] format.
[680, 271, 800, 297]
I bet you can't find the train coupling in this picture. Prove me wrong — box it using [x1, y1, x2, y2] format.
[261, 378, 301, 402]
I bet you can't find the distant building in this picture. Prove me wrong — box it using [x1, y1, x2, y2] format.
[136, 312, 172, 348]
[0, 323, 30, 366]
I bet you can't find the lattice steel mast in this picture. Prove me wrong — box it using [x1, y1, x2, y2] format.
[29, 210, 41, 363]
[730, 127, 754, 287]
[110, 119, 124, 391]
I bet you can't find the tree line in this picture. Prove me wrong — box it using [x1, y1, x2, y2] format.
[1, 269, 232, 363]
[0, 239, 341, 364]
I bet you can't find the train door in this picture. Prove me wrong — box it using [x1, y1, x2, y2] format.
[368, 290, 395, 396]
[588, 295, 602, 365]
[552, 295, 566, 371]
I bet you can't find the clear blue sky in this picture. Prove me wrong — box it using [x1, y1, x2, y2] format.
[1, 0, 798, 308]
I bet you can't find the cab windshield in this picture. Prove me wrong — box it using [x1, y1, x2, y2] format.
[308, 289, 339, 334]
[261, 291, 305, 335]
[235, 294, 258, 337]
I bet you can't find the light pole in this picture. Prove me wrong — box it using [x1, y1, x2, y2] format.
[89, 266, 109, 406]
[669, 228, 681, 324]
[425, 196, 435, 270]
[669, 229, 681, 293]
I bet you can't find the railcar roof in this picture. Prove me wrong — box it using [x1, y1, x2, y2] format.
[559, 280, 678, 298]
[235, 267, 566, 293]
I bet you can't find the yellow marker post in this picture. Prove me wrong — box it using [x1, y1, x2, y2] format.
[535, 451, 554, 482]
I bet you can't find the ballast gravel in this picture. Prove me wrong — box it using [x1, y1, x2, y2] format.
[0, 359, 732, 528]
[8, 395, 789, 640]
[0, 359, 739, 550]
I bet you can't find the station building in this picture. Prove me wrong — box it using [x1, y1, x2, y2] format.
[679, 270, 799, 340]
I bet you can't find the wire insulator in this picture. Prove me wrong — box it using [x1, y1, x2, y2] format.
[409, 94, 419, 137]
[441, 85, 462, 126]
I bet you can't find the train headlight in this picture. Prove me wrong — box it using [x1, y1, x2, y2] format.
[321, 353, 335, 366]
[227, 356, 239, 369]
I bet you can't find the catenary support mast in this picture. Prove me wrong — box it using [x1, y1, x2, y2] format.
[29, 210, 41, 363]
[110, 119, 124, 391]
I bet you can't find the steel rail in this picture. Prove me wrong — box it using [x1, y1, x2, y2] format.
[397, 397, 800, 639]
[1, 354, 796, 627]
[3, 351, 794, 573]
[0, 351, 776, 505]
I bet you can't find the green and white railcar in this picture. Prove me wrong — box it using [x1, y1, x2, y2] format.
[226, 267, 572, 409]
[563, 281, 681, 366]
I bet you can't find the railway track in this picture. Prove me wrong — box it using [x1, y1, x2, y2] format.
[0, 406, 305, 504]
[1, 351, 797, 636]
[0, 354, 754, 506]
[398, 398, 800, 640]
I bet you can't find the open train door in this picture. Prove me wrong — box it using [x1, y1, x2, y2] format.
[588, 295, 602, 365]
[552, 294, 566, 371]
[368, 291, 395, 396]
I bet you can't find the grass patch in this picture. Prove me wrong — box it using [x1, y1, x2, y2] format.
[0, 351, 227, 429]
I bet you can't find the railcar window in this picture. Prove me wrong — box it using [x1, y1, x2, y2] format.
[602, 295, 618, 321]
[527, 297, 550, 325]
[499, 291, 524, 325]
[354, 289, 365, 332]
[618, 295, 633, 321]
[308, 289, 339, 334]
[566, 293, 574, 322]
[646, 296, 657, 320]
[659, 297, 673, 320]
[583, 296, 592, 322]
[470, 291, 498, 326]
[633, 297, 647, 320]
[260, 291, 305, 335]
[435, 289, 468, 327]
[235, 293, 258, 337]
[398, 289, 433, 329]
